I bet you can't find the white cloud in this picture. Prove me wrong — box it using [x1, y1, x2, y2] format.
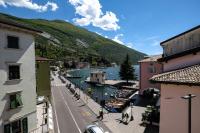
[0, 0, 58, 12]
[112, 34, 134, 49]
[69, 0, 120, 31]
[112, 34, 124, 44]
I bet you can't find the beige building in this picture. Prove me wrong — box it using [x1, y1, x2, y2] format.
[151, 25, 200, 133]
[90, 71, 106, 84]
[0, 19, 41, 132]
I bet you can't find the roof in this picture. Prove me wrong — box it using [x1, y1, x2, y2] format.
[161, 25, 200, 45]
[0, 19, 42, 33]
[36, 56, 53, 61]
[150, 64, 200, 86]
[138, 54, 162, 63]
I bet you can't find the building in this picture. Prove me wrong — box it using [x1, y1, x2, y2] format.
[76, 62, 90, 69]
[138, 55, 163, 95]
[36, 57, 52, 99]
[151, 25, 200, 133]
[90, 71, 106, 84]
[0, 19, 41, 132]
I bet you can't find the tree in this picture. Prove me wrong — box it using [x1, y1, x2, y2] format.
[119, 54, 136, 84]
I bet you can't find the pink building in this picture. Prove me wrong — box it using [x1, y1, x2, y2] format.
[139, 55, 163, 95]
[151, 25, 200, 133]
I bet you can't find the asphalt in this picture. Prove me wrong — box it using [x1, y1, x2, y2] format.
[51, 85, 111, 133]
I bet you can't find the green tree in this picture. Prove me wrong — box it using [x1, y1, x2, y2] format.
[119, 54, 136, 84]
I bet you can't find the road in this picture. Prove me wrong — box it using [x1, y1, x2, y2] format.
[51, 84, 110, 133]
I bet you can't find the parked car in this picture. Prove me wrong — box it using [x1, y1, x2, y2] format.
[37, 96, 45, 105]
[85, 125, 105, 133]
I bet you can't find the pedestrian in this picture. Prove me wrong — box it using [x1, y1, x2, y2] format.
[122, 112, 125, 121]
[126, 113, 129, 123]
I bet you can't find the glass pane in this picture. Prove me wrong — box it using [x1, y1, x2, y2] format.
[7, 36, 19, 49]
[4, 124, 10, 133]
[11, 120, 21, 133]
[10, 95, 17, 109]
[22, 117, 28, 133]
[9, 65, 20, 80]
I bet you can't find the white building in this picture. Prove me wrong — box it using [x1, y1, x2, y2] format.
[0, 20, 42, 132]
[90, 71, 106, 84]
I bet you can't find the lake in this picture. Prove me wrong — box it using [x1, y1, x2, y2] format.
[67, 66, 139, 103]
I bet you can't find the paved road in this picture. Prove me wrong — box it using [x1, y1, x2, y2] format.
[51, 85, 110, 133]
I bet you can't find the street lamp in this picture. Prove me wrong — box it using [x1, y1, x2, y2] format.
[130, 102, 134, 121]
[181, 94, 196, 133]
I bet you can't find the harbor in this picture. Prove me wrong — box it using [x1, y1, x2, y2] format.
[65, 66, 139, 112]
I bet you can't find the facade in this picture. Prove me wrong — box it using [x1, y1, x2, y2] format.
[90, 71, 106, 84]
[151, 25, 200, 133]
[138, 55, 163, 95]
[36, 57, 51, 99]
[0, 20, 41, 132]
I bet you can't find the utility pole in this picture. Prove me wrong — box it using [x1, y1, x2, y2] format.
[181, 94, 196, 133]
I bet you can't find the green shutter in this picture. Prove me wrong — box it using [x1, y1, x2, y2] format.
[4, 124, 10, 133]
[16, 93, 23, 106]
[22, 117, 28, 133]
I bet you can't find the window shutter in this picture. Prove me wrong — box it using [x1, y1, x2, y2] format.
[16, 93, 23, 106]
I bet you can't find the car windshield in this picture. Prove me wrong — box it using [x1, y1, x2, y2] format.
[91, 126, 103, 133]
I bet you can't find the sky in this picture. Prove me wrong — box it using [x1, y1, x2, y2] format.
[0, 0, 200, 55]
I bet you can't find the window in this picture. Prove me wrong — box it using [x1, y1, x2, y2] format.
[4, 118, 28, 133]
[10, 93, 23, 109]
[9, 65, 20, 80]
[149, 66, 156, 73]
[7, 36, 19, 49]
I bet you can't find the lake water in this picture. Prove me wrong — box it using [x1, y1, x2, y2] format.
[67, 66, 139, 103]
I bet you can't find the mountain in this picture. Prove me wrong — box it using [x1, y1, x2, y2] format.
[0, 13, 146, 65]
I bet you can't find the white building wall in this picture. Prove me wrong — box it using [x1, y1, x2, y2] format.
[0, 28, 37, 132]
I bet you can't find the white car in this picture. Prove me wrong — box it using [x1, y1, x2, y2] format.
[85, 125, 105, 133]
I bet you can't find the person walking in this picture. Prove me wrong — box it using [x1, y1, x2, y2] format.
[122, 113, 125, 121]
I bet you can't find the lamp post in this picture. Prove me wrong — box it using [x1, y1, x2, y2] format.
[130, 102, 134, 121]
[181, 94, 196, 133]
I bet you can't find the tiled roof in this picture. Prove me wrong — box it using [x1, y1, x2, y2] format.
[138, 54, 162, 63]
[0, 19, 42, 33]
[150, 65, 200, 86]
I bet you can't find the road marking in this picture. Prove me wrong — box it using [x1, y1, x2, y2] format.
[51, 87, 61, 133]
[59, 87, 82, 133]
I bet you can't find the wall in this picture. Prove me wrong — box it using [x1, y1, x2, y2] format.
[162, 27, 200, 57]
[139, 61, 162, 95]
[36, 61, 51, 98]
[0, 28, 37, 132]
[160, 84, 200, 133]
[163, 51, 200, 72]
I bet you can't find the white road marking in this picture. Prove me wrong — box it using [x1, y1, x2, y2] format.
[59, 87, 82, 133]
[52, 88, 61, 133]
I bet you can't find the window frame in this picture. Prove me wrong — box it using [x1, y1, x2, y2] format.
[6, 63, 22, 81]
[4, 117, 28, 133]
[7, 35, 20, 49]
[9, 92, 23, 110]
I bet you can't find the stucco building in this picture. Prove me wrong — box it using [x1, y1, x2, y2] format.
[0, 19, 41, 132]
[138, 55, 163, 95]
[90, 71, 106, 84]
[151, 25, 200, 133]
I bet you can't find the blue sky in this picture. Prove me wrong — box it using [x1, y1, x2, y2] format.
[0, 0, 200, 55]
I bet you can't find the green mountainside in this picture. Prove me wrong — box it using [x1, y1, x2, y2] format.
[0, 13, 146, 65]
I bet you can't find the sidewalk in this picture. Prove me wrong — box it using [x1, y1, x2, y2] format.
[52, 71, 148, 133]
